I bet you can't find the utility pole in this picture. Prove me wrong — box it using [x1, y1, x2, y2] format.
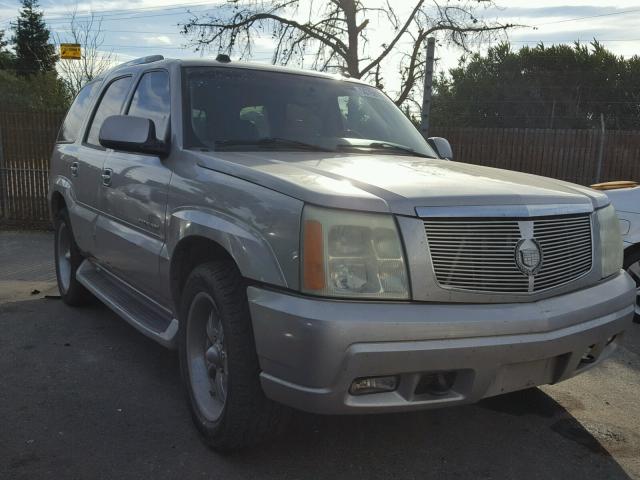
[420, 37, 436, 138]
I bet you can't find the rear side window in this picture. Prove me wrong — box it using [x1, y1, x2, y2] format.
[127, 70, 171, 141]
[57, 81, 100, 143]
[85, 76, 133, 147]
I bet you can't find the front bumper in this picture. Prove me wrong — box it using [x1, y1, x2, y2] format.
[248, 272, 636, 414]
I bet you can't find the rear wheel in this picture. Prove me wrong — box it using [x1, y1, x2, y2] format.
[178, 260, 289, 451]
[54, 208, 92, 306]
[623, 248, 640, 324]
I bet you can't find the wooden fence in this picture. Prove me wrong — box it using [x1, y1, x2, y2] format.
[0, 111, 65, 228]
[431, 127, 640, 186]
[0, 110, 639, 229]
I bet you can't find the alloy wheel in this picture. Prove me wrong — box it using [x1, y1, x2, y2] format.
[186, 292, 228, 422]
[56, 221, 72, 294]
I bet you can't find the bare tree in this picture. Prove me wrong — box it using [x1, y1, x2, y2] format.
[181, 0, 516, 106]
[56, 9, 113, 96]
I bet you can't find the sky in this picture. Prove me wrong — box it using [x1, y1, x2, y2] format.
[0, 0, 639, 98]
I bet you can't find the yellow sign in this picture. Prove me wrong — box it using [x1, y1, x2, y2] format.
[60, 43, 81, 60]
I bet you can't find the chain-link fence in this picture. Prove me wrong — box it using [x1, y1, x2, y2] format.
[0, 110, 639, 230]
[0, 111, 64, 229]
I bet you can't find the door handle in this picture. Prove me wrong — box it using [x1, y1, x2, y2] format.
[101, 168, 113, 187]
[70, 162, 79, 177]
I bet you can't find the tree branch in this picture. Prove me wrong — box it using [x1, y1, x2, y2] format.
[394, 30, 427, 106]
[360, 0, 425, 77]
[187, 11, 349, 60]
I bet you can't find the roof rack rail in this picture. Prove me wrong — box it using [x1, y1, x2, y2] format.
[100, 55, 164, 78]
[115, 55, 164, 70]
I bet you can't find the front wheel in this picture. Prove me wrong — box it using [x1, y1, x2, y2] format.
[178, 260, 289, 451]
[623, 249, 640, 324]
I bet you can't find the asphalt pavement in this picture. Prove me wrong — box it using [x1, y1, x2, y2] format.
[0, 231, 639, 479]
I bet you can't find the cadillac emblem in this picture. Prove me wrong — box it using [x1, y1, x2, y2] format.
[515, 238, 542, 275]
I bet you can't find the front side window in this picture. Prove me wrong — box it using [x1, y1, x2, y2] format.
[127, 70, 171, 141]
[183, 67, 436, 158]
[58, 80, 101, 143]
[85, 76, 133, 147]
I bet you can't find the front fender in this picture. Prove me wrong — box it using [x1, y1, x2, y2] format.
[167, 208, 289, 287]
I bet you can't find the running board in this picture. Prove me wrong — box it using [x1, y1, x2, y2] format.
[76, 260, 178, 349]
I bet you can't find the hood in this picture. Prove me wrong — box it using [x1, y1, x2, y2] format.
[195, 151, 609, 216]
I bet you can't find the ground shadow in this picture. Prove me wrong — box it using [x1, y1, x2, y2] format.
[0, 299, 633, 480]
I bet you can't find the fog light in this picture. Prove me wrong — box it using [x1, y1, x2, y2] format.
[580, 344, 596, 365]
[349, 376, 398, 395]
[580, 353, 596, 364]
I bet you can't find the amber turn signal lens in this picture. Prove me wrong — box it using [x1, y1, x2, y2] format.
[303, 219, 325, 290]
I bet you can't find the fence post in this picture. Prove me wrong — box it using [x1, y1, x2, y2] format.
[0, 125, 6, 223]
[595, 113, 605, 183]
[420, 37, 436, 138]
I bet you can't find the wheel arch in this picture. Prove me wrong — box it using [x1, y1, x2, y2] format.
[167, 209, 289, 309]
[50, 190, 67, 218]
[624, 241, 640, 264]
[48, 176, 75, 222]
[169, 235, 235, 309]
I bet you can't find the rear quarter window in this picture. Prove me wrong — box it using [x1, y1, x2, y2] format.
[57, 81, 101, 143]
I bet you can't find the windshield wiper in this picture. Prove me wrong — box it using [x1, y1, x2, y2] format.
[337, 141, 435, 159]
[215, 137, 332, 152]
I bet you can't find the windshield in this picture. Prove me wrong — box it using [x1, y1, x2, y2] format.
[182, 67, 437, 158]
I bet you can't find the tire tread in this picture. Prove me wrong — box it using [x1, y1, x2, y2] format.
[179, 260, 289, 451]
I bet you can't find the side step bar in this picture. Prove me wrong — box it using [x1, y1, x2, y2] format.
[76, 260, 178, 349]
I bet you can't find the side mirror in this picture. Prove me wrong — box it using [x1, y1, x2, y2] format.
[99, 115, 169, 157]
[427, 137, 453, 160]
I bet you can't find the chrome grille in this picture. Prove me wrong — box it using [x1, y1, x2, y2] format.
[532, 216, 593, 291]
[424, 215, 592, 294]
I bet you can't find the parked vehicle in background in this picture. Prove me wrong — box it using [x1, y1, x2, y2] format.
[49, 55, 636, 451]
[592, 181, 640, 323]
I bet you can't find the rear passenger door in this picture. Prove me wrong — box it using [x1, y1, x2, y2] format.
[54, 80, 101, 253]
[73, 76, 133, 254]
[96, 70, 172, 302]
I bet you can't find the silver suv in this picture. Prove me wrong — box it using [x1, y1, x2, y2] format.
[49, 55, 636, 451]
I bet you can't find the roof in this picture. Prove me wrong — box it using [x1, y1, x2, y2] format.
[101, 54, 368, 85]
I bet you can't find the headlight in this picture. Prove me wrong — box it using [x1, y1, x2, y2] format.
[301, 205, 410, 299]
[597, 204, 623, 278]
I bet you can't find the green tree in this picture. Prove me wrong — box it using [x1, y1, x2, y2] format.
[12, 0, 57, 76]
[0, 70, 71, 111]
[0, 70, 70, 110]
[0, 29, 15, 69]
[431, 41, 640, 130]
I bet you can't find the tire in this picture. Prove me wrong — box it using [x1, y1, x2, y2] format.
[54, 208, 93, 306]
[178, 260, 289, 451]
[623, 248, 640, 324]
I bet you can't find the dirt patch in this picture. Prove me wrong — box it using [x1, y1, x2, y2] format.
[0, 280, 58, 304]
